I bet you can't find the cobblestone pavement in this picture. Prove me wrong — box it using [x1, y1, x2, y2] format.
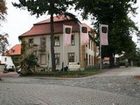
[0, 67, 140, 105]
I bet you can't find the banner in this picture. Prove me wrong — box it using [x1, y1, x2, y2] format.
[80, 25, 89, 45]
[99, 24, 108, 45]
[63, 25, 72, 46]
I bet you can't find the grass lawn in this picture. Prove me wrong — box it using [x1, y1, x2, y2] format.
[24, 69, 100, 78]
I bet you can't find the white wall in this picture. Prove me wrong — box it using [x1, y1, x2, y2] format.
[23, 32, 96, 70]
[23, 32, 80, 70]
[0, 56, 15, 68]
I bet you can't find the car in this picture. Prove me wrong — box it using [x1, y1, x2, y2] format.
[4, 65, 15, 72]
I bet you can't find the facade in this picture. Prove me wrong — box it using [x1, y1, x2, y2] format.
[19, 15, 98, 70]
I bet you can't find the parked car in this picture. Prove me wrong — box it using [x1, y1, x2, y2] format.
[4, 64, 15, 72]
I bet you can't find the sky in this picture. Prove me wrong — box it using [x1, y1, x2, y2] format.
[1, 0, 140, 48]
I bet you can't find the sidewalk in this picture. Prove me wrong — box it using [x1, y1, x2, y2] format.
[0, 72, 19, 78]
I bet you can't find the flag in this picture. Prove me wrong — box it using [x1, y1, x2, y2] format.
[63, 25, 72, 46]
[99, 24, 109, 45]
[80, 24, 89, 45]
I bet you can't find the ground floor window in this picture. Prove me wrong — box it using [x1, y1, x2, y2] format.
[40, 54, 46, 65]
[55, 53, 60, 65]
[68, 52, 75, 62]
[89, 55, 91, 65]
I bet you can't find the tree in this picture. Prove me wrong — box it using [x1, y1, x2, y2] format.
[0, 0, 7, 54]
[13, 0, 76, 71]
[0, 0, 7, 80]
[75, 0, 139, 67]
[17, 40, 38, 75]
[0, 33, 8, 55]
[0, 0, 7, 22]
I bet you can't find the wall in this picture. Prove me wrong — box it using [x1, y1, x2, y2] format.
[22, 32, 97, 70]
[23, 32, 80, 70]
[0, 56, 15, 68]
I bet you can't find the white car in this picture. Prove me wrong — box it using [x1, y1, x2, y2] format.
[5, 64, 15, 72]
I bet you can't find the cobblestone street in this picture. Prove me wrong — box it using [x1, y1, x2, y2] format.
[0, 67, 140, 105]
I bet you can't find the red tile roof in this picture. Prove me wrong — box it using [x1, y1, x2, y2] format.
[35, 15, 72, 24]
[6, 44, 21, 56]
[19, 15, 92, 38]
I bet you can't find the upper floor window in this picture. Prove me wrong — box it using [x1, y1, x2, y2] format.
[54, 36, 60, 47]
[82, 27, 88, 33]
[28, 38, 34, 46]
[40, 37, 46, 45]
[40, 37, 46, 52]
[71, 34, 75, 46]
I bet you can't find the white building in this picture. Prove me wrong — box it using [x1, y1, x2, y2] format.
[0, 56, 15, 70]
[19, 15, 98, 70]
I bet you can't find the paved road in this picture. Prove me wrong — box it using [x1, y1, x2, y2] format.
[0, 67, 140, 105]
[95, 67, 140, 77]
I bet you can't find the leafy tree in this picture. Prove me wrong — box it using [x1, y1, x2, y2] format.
[75, 0, 139, 66]
[0, 0, 8, 54]
[19, 40, 38, 75]
[0, 0, 7, 21]
[0, 33, 8, 55]
[13, 0, 76, 71]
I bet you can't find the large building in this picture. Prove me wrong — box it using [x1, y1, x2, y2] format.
[19, 15, 99, 70]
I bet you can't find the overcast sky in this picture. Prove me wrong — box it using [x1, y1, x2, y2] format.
[1, 0, 140, 48]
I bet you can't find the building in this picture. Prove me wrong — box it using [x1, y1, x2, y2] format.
[5, 44, 21, 67]
[19, 15, 98, 71]
[0, 44, 21, 71]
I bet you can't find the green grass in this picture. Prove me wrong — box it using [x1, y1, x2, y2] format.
[24, 69, 100, 78]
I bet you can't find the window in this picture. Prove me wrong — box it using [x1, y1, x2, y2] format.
[54, 36, 60, 46]
[102, 26, 108, 33]
[71, 34, 75, 46]
[40, 37, 46, 52]
[28, 38, 34, 46]
[55, 53, 60, 65]
[85, 53, 88, 65]
[89, 55, 90, 65]
[68, 53, 75, 62]
[82, 26, 87, 33]
[65, 27, 71, 34]
[40, 54, 46, 65]
[91, 41, 93, 50]
[89, 40, 90, 49]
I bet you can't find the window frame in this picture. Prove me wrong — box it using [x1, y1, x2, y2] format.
[54, 36, 60, 47]
[40, 37, 46, 52]
[55, 53, 60, 65]
[28, 38, 34, 46]
[68, 52, 75, 63]
[71, 34, 75, 46]
[40, 54, 47, 65]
